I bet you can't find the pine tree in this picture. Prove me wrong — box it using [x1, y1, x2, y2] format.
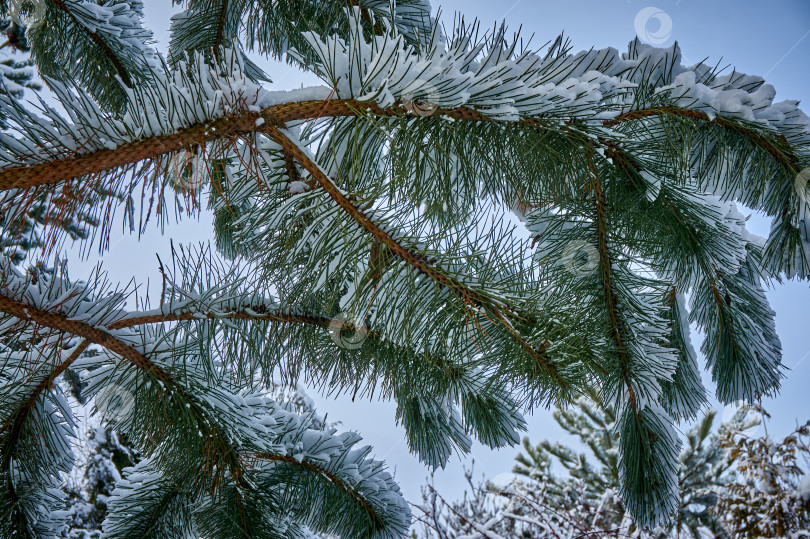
[413, 396, 756, 538]
[0, 20, 116, 538]
[62, 426, 140, 539]
[0, 16, 57, 264]
[0, 19, 40, 104]
[0, 1, 809, 537]
[511, 395, 746, 537]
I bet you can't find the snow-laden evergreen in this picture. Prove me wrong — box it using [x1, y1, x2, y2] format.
[23, 0, 160, 111]
[0, 257, 411, 538]
[61, 426, 140, 538]
[0, 1, 809, 535]
[413, 399, 785, 538]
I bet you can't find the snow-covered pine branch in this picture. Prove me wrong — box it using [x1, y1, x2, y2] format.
[22, 0, 160, 111]
[108, 243, 529, 468]
[0, 256, 412, 537]
[0, 2, 808, 534]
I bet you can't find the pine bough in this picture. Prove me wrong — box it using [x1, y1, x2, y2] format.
[0, 1, 808, 536]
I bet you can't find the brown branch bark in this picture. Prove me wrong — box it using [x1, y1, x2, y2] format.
[108, 307, 466, 380]
[1, 100, 799, 202]
[587, 155, 637, 410]
[346, 0, 387, 36]
[0, 99, 516, 192]
[282, 144, 303, 185]
[213, 0, 229, 64]
[107, 309, 330, 330]
[232, 485, 250, 539]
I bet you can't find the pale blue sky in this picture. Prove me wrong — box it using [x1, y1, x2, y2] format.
[61, 0, 810, 503]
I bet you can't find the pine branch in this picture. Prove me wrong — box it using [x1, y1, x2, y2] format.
[0, 340, 77, 537]
[690, 252, 783, 403]
[266, 125, 563, 386]
[238, 0, 432, 70]
[0, 339, 88, 461]
[22, 0, 158, 111]
[103, 252, 526, 462]
[660, 289, 707, 422]
[108, 303, 466, 390]
[251, 451, 385, 532]
[0, 293, 173, 384]
[281, 144, 302, 186]
[0, 289, 246, 495]
[107, 304, 470, 384]
[49, 0, 134, 88]
[2, 11, 809, 533]
[0, 98, 557, 191]
[101, 459, 197, 538]
[580, 153, 684, 527]
[595, 137, 783, 407]
[605, 107, 803, 177]
[213, 0, 229, 61]
[0, 283, 406, 534]
[107, 307, 330, 330]
[588, 155, 637, 411]
[347, 0, 387, 36]
[92, 359, 412, 536]
[168, 0, 265, 83]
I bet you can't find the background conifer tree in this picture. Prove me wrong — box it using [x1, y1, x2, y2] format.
[510, 396, 741, 537]
[62, 427, 140, 539]
[412, 399, 773, 538]
[413, 405, 810, 538]
[0, 1, 808, 537]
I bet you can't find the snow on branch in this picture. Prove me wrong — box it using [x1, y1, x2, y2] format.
[0, 255, 411, 536]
